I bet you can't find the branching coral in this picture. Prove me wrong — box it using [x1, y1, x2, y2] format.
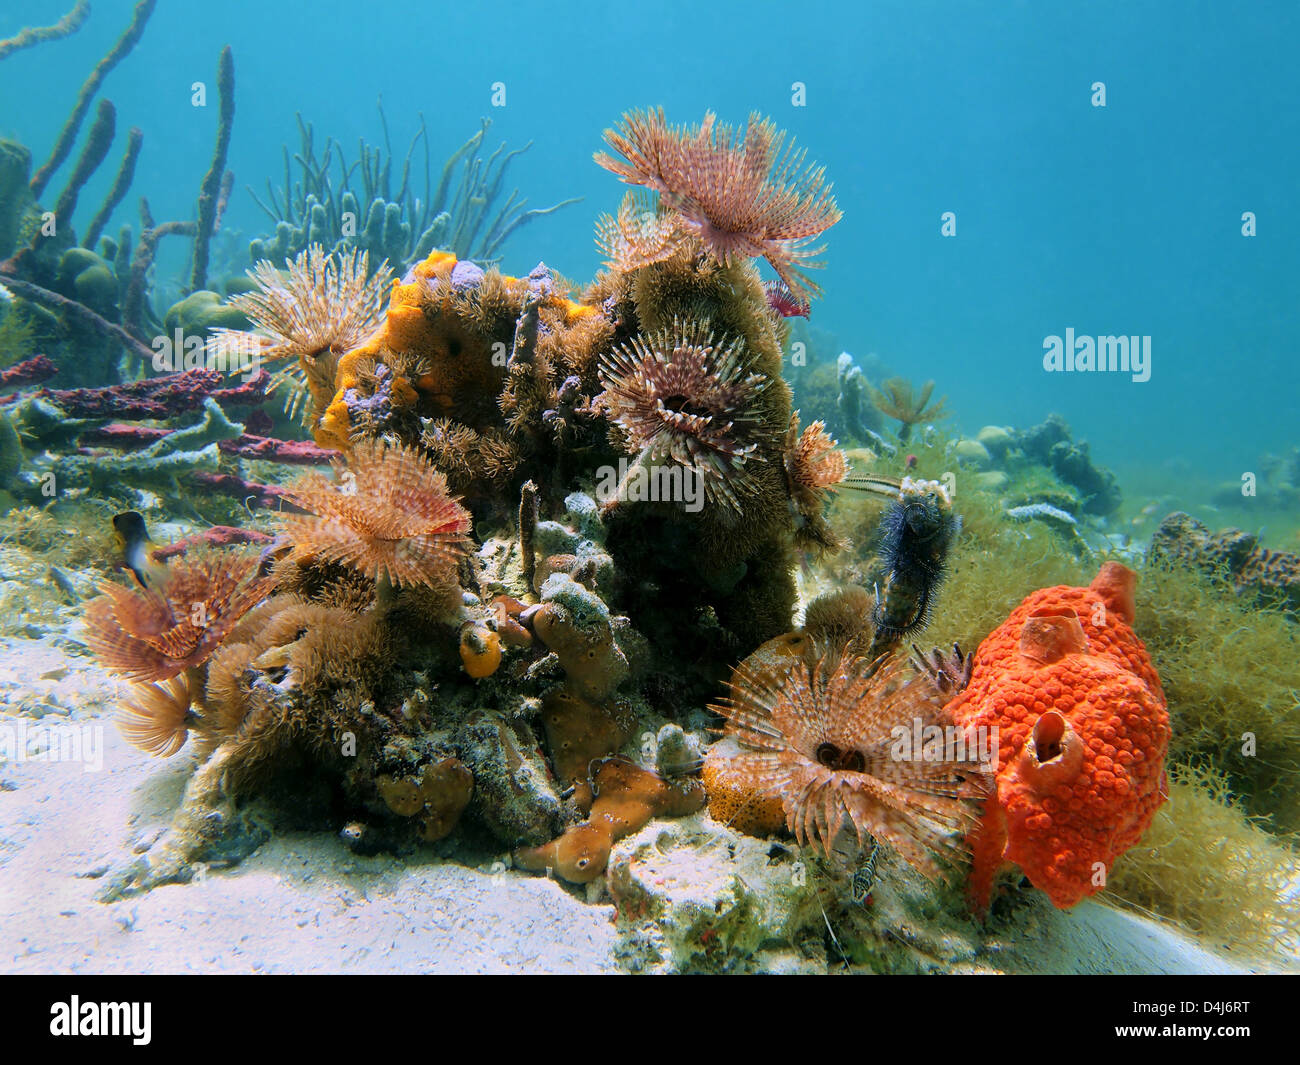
[277, 439, 472, 593]
[597, 317, 772, 513]
[83, 548, 274, 682]
[708, 650, 991, 879]
[595, 109, 841, 301]
[248, 110, 579, 270]
[209, 244, 392, 429]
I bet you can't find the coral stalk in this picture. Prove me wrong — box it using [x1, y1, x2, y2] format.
[190, 46, 235, 293]
[52, 98, 116, 236]
[83, 126, 143, 251]
[0, 275, 154, 364]
[0, 0, 89, 62]
[29, 0, 156, 198]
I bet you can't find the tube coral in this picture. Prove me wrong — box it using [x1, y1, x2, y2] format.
[0, 1, 89, 62]
[29, 0, 156, 198]
[190, 45, 234, 292]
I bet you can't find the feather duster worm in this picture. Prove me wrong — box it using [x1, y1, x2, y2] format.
[595, 109, 842, 301]
[208, 244, 392, 428]
[597, 317, 771, 513]
[709, 652, 992, 880]
[277, 440, 472, 591]
[783, 413, 847, 551]
[594, 191, 690, 273]
[84, 548, 275, 683]
[116, 674, 195, 757]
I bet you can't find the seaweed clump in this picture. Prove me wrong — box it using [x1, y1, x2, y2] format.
[1108, 763, 1299, 964]
[1135, 556, 1300, 832]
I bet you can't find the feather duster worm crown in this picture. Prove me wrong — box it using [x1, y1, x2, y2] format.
[595, 108, 842, 300]
[84, 548, 275, 683]
[208, 243, 392, 428]
[594, 191, 691, 273]
[116, 675, 195, 757]
[710, 652, 992, 880]
[597, 317, 772, 513]
[784, 413, 847, 506]
[278, 439, 472, 589]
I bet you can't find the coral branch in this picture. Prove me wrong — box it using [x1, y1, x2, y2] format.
[218, 434, 338, 463]
[0, 0, 89, 62]
[83, 126, 143, 250]
[191, 46, 235, 292]
[0, 275, 154, 364]
[52, 97, 116, 235]
[0, 354, 57, 389]
[30, 0, 156, 198]
[123, 208, 196, 340]
[40, 368, 238, 419]
[185, 471, 288, 508]
[153, 526, 275, 561]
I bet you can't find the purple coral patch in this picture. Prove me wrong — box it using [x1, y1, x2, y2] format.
[450, 260, 485, 292]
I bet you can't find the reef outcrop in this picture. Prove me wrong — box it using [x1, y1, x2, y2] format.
[1150, 510, 1299, 616]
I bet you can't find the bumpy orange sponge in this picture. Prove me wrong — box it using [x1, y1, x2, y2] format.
[947, 562, 1169, 912]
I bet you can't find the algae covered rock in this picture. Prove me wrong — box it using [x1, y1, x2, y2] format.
[976, 424, 1013, 459]
[607, 814, 823, 973]
[163, 290, 252, 342]
[953, 438, 992, 469]
[456, 711, 564, 847]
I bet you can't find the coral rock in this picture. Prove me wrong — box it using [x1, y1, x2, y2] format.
[1150, 510, 1300, 616]
[459, 622, 502, 679]
[533, 573, 629, 701]
[946, 562, 1170, 912]
[540, 686, 634, 811]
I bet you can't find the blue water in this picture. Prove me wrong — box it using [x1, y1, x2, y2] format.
[3, 0, 1297, 494]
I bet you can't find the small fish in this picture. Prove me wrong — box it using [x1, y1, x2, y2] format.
[763, 279, 810, 319]
[112, 511, 164, 589]
[851, 842, 882, 905]
[47, 564, 81, 603]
